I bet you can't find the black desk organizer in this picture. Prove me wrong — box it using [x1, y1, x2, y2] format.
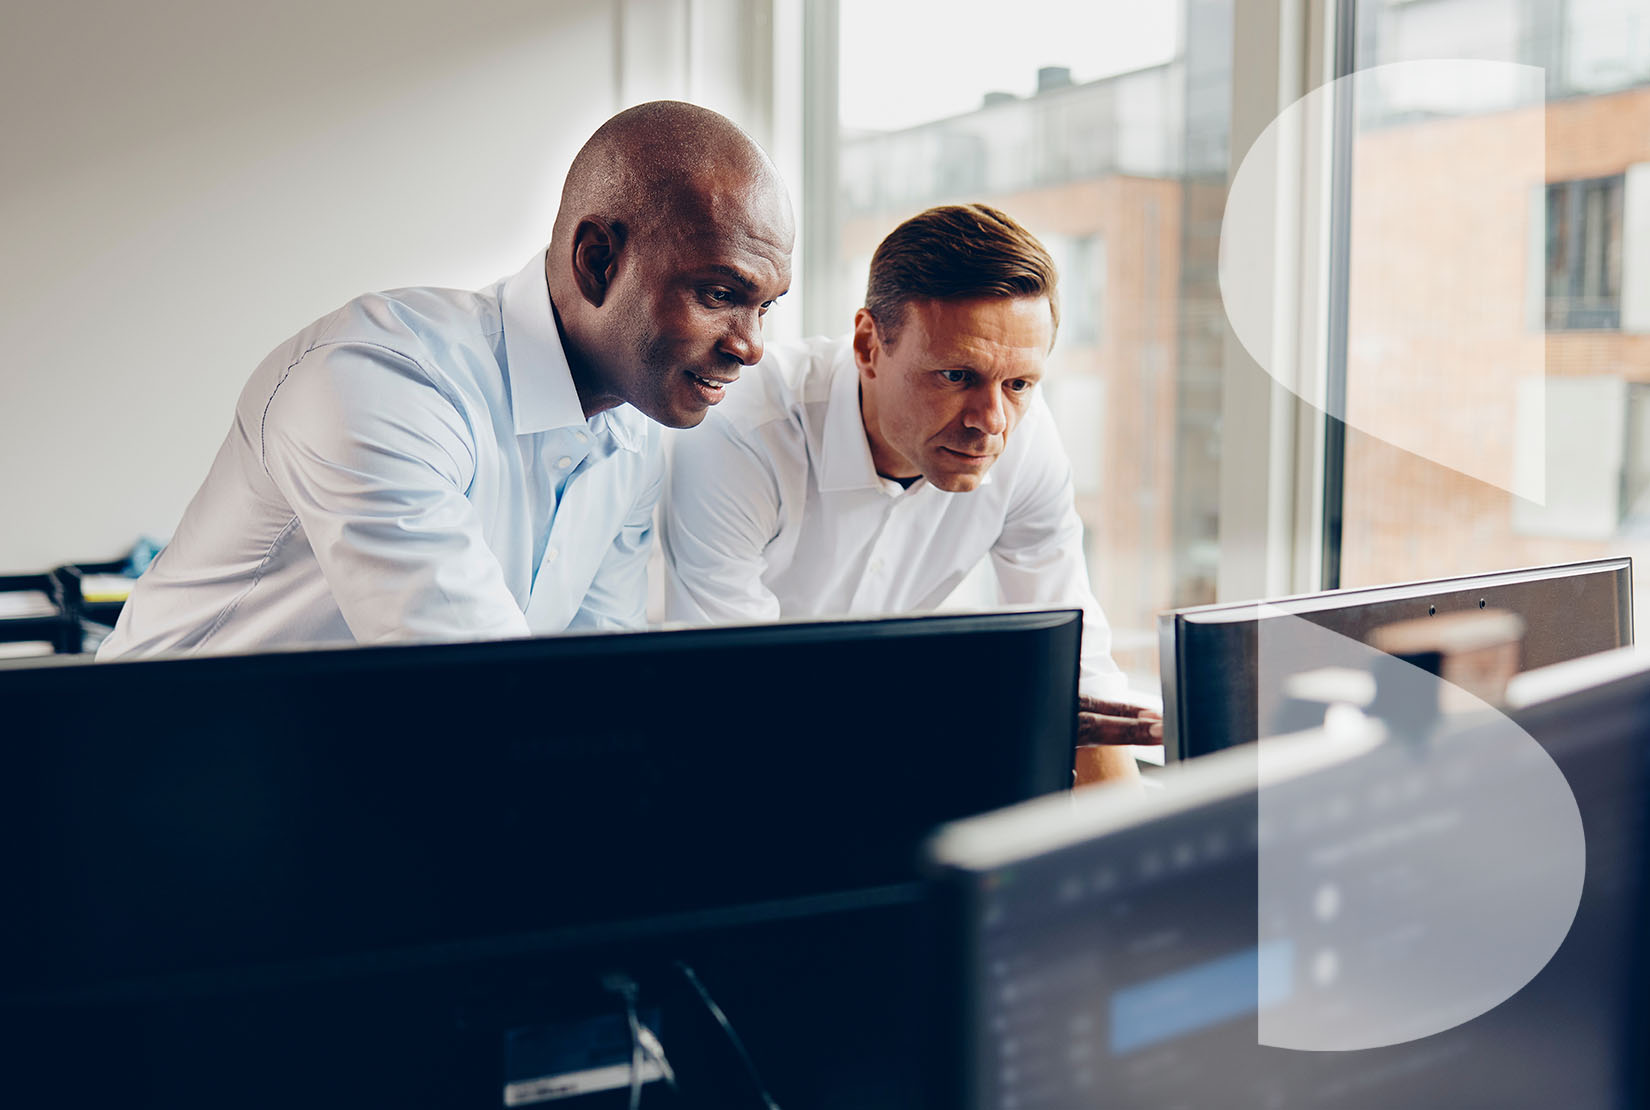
[0, 571, 80, 654]
[0, 555, 138, 656]
[51, 556, 134, 643]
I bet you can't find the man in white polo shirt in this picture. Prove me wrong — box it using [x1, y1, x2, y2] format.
[101, 101, 792, 658]
[661, 204, 1157, 783]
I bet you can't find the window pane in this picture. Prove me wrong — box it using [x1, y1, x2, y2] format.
[1341, 0, 1650, 635]
[1565, 0, 1650, 93]
[1582, 180, 1608, 300]
[825, 0, 1231, 688]
[1604, 175, 1625, 299]
[1545, 184, 1569, 314]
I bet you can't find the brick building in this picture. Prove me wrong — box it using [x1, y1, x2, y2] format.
[1341, 2, 1650, 620]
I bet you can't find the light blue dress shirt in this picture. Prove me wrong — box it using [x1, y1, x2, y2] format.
[99, 252, 663, 658]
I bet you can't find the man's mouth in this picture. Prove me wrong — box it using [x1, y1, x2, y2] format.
[685, 370, 737, 403]
[940, 446, 995, 462]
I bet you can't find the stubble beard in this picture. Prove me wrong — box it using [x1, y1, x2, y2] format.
[630, 326, 689, 426]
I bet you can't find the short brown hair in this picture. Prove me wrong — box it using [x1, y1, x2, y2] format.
[864, 203, 1059, 345]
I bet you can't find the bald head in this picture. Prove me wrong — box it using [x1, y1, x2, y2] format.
[551, 100, 785, 259]
[548, 101, 795, 429]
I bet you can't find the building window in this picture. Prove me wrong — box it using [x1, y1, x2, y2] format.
[1564, 0, 1650, 94]
[1546, 174, 1625, 330]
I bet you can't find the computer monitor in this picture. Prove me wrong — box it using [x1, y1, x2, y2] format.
[1158, 558, 1633, 760]
[0, 609, 1081, 1107]
[925, 646, 1650, 1109]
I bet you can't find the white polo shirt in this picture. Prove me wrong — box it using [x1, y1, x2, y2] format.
[660, 334, 1126, 698]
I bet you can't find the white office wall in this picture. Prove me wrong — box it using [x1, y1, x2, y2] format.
[0, 0, 784, 573]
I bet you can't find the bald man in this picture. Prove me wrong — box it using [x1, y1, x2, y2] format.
[100, 102, 793, 658]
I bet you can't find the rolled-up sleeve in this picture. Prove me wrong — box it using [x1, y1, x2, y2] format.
[259, 342, 531, 644]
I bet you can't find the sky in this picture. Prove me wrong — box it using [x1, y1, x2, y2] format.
[838, 0, 1182, 132]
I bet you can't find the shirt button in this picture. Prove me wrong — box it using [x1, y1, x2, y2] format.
[556, 456, 573, 470]
[869, 558, 885, 574]
[575, 431, 589, 443]
[546, 547, 559, 562]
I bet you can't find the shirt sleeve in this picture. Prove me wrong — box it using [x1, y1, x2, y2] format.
[659, 416, 785, 624]
[567, 442, 665, 632]
[259, 341, 531, 644]
[990, 400, 1129, 700]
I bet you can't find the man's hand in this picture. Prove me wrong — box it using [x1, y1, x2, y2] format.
[1077, 695, 1163, 746]
[1074, 695, 1163, 788]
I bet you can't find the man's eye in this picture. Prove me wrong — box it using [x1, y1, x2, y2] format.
[940, 370, 969, 384]
[1007, 379, 1034, 393]
[702, 288, 734, 304]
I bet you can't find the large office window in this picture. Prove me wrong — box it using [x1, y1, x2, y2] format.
[813, 0, 1233, 686]
[808, 0, 1650, 678]
[1336, 0, 1650, 634]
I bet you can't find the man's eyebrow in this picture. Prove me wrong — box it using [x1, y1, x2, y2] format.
[705, 264, 758, 291]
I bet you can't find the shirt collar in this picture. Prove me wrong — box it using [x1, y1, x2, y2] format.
[819, 342, 889, 493]
[593, 403, 645, 453]
[500, 251, 646, 454]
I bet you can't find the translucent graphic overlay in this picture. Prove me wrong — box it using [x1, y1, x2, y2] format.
[1220, 61, 1547, 501]
[1253, 610, 1585, 1051]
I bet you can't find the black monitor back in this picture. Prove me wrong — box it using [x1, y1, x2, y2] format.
[1158, 558, 1632, 761]
[0, 609, 1080, 1003]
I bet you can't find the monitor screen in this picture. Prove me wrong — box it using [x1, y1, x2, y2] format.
[926, 648, 1650, 1109]
[1157, 558, 1633, 761]
[0, 609, 1081, 1003]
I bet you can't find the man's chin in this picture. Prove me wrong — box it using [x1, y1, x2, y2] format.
[631, 392, 712, 430]
[927, 470, 986, 493]
[656, 404, 710, 430]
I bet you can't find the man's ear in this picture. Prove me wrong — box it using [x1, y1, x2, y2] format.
[851, 307, 881, 378]
[570, 217, 627, 307]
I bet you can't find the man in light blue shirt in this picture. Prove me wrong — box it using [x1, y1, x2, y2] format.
[101, 101, 793, 658]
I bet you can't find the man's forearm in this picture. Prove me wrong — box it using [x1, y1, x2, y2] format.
[1075, 744, 1142, 788]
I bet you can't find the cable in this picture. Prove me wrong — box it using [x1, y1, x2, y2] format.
[623, 992, 644, 1110]
[603, 974, 645, 1110]
[675, 961, 782, 1110]
[635, 1022, 677, 1090]
[602, 972, 678, 1108]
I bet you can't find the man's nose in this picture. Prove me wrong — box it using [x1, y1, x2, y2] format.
[717, 310, 765, 366]
[963, 387, 1007, 436]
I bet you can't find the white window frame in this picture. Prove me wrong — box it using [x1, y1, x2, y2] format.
[1220, 0, 1342, 602]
